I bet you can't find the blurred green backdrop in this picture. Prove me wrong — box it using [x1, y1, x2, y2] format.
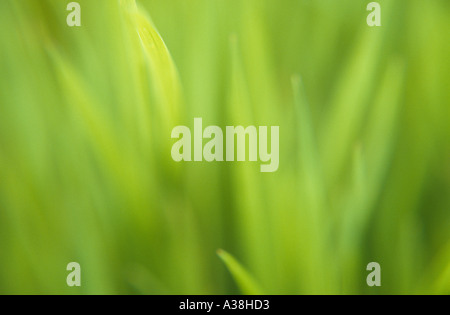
[0, 0, 449, 294]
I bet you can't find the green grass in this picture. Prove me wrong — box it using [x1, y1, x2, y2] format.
[0, 0, 449, 294]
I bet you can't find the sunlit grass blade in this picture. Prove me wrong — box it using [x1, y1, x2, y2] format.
[121, 0, 182, 129]
[217, 249, 264, 295]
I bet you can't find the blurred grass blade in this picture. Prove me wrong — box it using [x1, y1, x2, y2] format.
[121, 0, 182, 129]
[320, 28, 384, 185]
[291, 75, 332, 293]
[217, 249, 264, 295]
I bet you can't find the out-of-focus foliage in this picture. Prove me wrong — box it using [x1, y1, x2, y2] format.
[0, 0, 448, 294]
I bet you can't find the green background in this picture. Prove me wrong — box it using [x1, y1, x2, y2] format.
[0, 0, 449, 294]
